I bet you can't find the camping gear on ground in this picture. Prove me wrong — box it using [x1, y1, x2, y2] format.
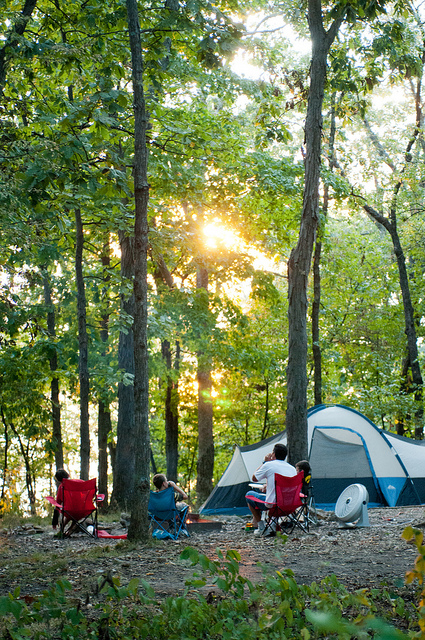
[335, 483, 370, 528]
[45, 478, 104, 538]
[148, 486, 190, 540]
[200, 404, 425, 515]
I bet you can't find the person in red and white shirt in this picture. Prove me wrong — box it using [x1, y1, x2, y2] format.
[245, 444, 296, 533]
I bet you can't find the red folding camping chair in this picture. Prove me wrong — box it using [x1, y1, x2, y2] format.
[263, 471, 306, 536]
[46, 478, 104, 538]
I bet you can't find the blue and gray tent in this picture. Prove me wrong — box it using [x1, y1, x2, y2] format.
[200, 404, 425, 515]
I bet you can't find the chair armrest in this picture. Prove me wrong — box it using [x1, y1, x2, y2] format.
[45, 496, 62, 510]
[96, 494, 105, 503]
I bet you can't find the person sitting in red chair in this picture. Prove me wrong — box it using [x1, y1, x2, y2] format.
[52, 469, 70, 530]
[245, 444, 296, 535]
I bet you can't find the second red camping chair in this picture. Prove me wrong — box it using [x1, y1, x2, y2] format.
[46, 478, 104, 538]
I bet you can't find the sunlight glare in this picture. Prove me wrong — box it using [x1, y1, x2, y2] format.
[203, 223, 241, 249]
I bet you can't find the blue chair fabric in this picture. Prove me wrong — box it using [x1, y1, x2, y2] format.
[148, 486, 189, 540]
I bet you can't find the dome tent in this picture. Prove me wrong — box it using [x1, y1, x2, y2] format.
[200, 404, 425, 515]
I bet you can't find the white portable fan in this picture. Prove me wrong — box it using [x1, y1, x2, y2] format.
[335, 484, 370, 528]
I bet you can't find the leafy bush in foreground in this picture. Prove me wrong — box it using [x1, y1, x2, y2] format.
[1, 528, 424, 639]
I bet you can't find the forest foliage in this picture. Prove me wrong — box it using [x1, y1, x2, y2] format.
[1, 0, 425, 514]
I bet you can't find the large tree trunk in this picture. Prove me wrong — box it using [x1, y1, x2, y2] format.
[196, 266, 214, 505]
[126, 0, 151, 542]
[42, 270, 63, 469]
[286, 0, 344, 464]
[75, 207, 90, 479]
[111, 231, 136, 510]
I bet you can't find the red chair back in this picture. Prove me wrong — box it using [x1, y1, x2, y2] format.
[269, 472, 304, 517]
[60, 478, 97, 520]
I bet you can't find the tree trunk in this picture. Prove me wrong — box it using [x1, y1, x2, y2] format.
[312, 239, 322, 407]
[42, 270, 63, 469]
[0, 410, 9, 511]
[362, 205, 424, 438]
[97, 237, 112, 506]
[0, 0, 38, 93]
[360, 75, 424, 438]
[286, 0, 343, 464]
[111, 231, 136, 510]
[196, 266, 214, 505]
[162, 339, 180, 482]
[153, 255, 181, 483]
[75, 207, 90, 479]
[126, 0, 151, 542]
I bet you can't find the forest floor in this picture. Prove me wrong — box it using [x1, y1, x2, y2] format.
[0, 505, 424, 602]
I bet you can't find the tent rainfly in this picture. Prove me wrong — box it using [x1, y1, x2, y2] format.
[200, 404, 425, 515]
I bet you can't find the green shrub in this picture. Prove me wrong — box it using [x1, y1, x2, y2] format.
[1, 529, 423, 639]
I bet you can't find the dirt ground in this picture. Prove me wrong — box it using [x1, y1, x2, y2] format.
[0, 505, 424, 600]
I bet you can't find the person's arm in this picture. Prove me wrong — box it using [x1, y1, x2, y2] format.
[252, 452, 273, 481]
[168, 480, 188, 500]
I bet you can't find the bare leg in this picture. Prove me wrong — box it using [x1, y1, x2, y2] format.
[248, 503, 262, 527]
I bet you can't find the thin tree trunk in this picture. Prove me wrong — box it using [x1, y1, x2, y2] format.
[42, 270, 63, 469]
[153, 255, 181, 480]
[75, 207, 90, 479]
[0, 411, 8, 509]
[111, 232, 136, 510]
[98, 237, 112, 506]
[312, 239, 322, 406]
[360, 73, 424, 438]
[126, 0, 151, 541]
[162, 339, 179, 482]
[6, 416, 36, 515]
[196, 266, 214, 505]
[261, 381, 270, 440]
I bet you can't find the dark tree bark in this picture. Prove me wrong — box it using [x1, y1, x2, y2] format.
[126, 0, 151, 542]
[98, 237, 112, 506]
[196, 266, 214, 505]
[75, 208, 90, 479]
[312, 239, 322, 406]
[42, 270, 63, 469]
[153, 254, 181, 482]
[312, 96, 337, 407]
[0, 0, 38, 93]
[111, 231, 136, 510]
[0, 412, 9, 511]
[364, 202, 423, 437]
[5, 413, 36, 515]
[162, 339, 180, 482]
[361, 82, 424, 438]
[286, 0, 344, 465]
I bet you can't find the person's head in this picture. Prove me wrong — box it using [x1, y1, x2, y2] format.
[273, 444, 288, 461]
[54, 469, 69, 484]
[296, 460, 311, 476]
[153, 473, 168, 490]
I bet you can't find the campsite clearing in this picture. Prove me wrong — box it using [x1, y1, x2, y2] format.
[202, 405, 425, 514]
[0, 505, 424, 599]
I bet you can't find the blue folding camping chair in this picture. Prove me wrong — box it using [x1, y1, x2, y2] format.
[148, 486, 190, 540]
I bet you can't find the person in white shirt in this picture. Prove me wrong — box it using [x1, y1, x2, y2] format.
[245, 444, 297, 533]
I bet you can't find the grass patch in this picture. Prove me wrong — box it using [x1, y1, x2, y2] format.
[1, 529, 424, 639]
